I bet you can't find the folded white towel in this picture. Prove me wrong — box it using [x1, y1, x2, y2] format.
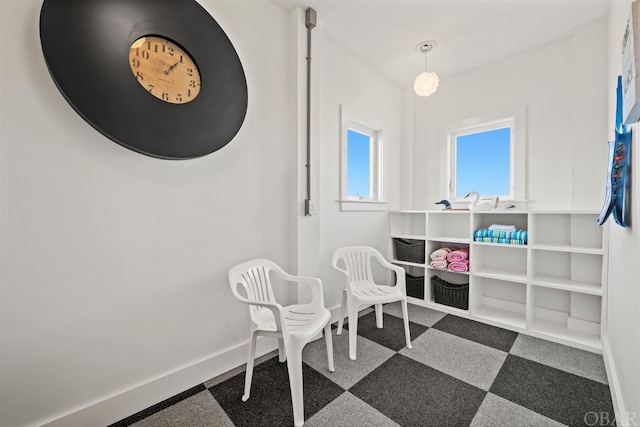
[489, 224, 516, 232]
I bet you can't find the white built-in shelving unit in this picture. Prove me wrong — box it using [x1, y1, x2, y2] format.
[389, 210, 608, 353]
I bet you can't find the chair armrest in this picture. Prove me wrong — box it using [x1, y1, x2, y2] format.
[371, 251, 405, 274]
[229, 283, 285, 329]
[391, 265, 406, 294]
[371, 251, 407, 292]
[331, 252, 350, 276]
[282, 274, 326, 306]
[230, 283, 283, 310]
[297, 276, 326, 307]
[270, 265, 326, 307]
[368, 249, 391, 266]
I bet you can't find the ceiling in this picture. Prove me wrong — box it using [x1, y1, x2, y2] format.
[270, 0, 610, 88]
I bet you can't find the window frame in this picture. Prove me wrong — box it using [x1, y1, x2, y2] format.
[444, 106, 526, 202]
[339, 106, 386, 211]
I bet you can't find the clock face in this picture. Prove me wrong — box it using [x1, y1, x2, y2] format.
[40, 0, 248, 159]
[129, 36, 201, 104]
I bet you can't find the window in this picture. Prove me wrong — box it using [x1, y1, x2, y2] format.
[346, 127, 374, 198]
[340, 106, 384, 211]
[446, 106, 526, 201]
[452, 123, 513, 198]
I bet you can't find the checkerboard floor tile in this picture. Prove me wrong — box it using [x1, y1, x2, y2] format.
[110, 302, 614, 427]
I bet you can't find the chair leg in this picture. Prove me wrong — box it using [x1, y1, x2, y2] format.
[285, 340, 305, 427]
[242, 332, 258, 401]
[336, 290, 347, 335]
[347, 303, 359, 360]
[324, 323, 335, 372]
[401, 298, 412, 349]
[278, 338, 286, 362]
[375, 303, 383, 328]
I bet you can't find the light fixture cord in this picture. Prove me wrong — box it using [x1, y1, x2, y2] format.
[424, 48, 429, 72]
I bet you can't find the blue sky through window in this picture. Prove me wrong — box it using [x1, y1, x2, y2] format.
[456, 127, 511, 197]
[347, 129, 371, 197]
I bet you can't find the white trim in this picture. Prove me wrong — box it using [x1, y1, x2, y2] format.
[38, 303, 346, 427]
[450, 118, 515, 199]
[339, 199, 389, 211]
[39, 338, 279, 427]
[340, 105, 383, 204]
[601, 335, 637, 426]
[442, 106, 527, 202]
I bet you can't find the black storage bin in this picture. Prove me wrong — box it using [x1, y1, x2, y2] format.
[393, 238, 425, 263]
[405, 273, 425, 299]
[431, 276, 469, 310]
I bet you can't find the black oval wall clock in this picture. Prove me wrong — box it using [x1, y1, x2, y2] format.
[40, 0, 248, 160]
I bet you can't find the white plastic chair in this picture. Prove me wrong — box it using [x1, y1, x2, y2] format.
[332, 246, 412, 360]
[228, 259, 334, 427]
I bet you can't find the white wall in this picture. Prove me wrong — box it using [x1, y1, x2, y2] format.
[0, 1, 295, 426]
[407, 13, 639, 424]
[283, 7, 405, 312]
[4, 1, 636, 425]
[605, 1, 640, 424]
[315, 34, 403, 310]
[0, 1, 405, 426]
[570, 20, 610, 210]
[410, 20, 608, 211]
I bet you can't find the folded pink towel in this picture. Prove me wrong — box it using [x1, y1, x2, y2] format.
[430, 247, 452, 261]
[429, 260, 448, 269]
[448, 260, 469, 272]
[447, 248, 469, 262]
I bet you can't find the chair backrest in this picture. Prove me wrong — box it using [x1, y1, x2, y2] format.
[332, 246, 381, 288]
[228, 259, 279, 322]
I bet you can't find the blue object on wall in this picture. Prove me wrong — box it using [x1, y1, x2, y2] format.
[598, 76, 632, 227]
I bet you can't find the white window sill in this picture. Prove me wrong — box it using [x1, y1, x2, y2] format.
[339, 199, 389, 212]
[448, 198, 529, 210]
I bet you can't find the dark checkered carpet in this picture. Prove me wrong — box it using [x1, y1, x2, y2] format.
[111, 303, 614, 427]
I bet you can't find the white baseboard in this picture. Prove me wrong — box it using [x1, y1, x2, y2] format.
[39, 304, 344, 427]
[40, 338, 278, 427]
[602, 335, 631, 426]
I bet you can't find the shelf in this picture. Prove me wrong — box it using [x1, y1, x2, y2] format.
[389, 210, 606, 353]
[530, 318, 601, 351]
[472, 278, 526, 329]
[405, 295, 471, 317]
[424, 300, 470, 315]
[530, 287, 602, 349]
[427, 211, 470, 241]
[428, 270, 470, 283]
[428, 237, 471, 244]
[530, 213, 603, 250]
[389, 211, 426, 237]
[473, 243, 527, 282]
[529, 242, 603, 255]
[531, 275, 602, 295]
[531, 250, 602, 289]
[473, 305, 526, 330]
[390, 233, 426, 241]
[393, 259, 425, 268]
[472, 242, 527, 249]
[427, 266, 469, 275]
[472, 212, 528, 231]
[406, 295, 426, 305]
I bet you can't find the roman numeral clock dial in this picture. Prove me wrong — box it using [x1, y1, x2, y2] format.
[129, 36, 201, 104]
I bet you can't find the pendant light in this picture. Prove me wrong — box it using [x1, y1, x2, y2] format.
[414, 40, 439, 97]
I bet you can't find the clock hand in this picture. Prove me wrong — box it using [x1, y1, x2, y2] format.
[164, 61, 180, 74]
